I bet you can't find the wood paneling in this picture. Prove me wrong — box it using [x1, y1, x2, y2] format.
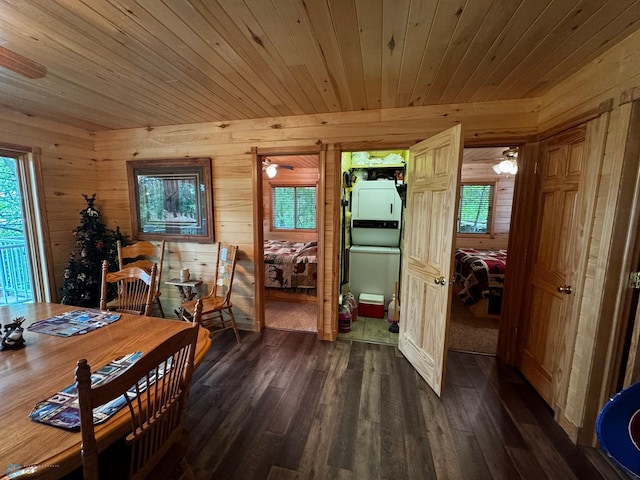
[262, 166, 319, 242]
[0, 1, 638, 130]
[522, 27, 640, 444]
[0, 110, 96, 301]
[456, 147, 515, 250]
[94, 99, 538, 337]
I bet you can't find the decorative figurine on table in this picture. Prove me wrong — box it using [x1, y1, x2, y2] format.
[1, 316, 26, 350]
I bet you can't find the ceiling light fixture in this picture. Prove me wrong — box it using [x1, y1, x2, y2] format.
[492, 148, 518, 175]
[265, 164, 277, 178]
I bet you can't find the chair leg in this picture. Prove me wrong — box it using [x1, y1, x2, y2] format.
[228, 308, 241, 344]
[155, 298, 165, 318]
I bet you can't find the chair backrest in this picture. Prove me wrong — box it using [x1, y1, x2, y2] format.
[118, 240, 165, 289]
[100, 260, 157, 316]
[77, 300, 203, 480]
[210, 243, 238, 303]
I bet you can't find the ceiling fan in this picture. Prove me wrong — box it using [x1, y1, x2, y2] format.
[262, 158, 294, 178]
[0, 46, 47, 79]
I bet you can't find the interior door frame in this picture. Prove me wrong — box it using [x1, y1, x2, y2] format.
[251, 145, 326, 337]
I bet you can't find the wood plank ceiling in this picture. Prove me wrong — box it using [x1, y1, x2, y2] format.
[0, 0, 639, 131]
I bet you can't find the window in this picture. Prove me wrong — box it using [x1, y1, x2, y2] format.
[457, 183, 495, 234]
[271, 185, 317, 230]
[0, 147, 51, 304]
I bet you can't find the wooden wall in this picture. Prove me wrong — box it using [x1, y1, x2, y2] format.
[0, 110, 96, 300]
[93, 98, 539, 337]
[456, 158, 514, 250]
[3, 25, 640, 445]
[262, 167, 319, 243]
[534, 28, 640, 443]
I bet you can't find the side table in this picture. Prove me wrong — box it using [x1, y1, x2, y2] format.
[165, 278, 203, 319]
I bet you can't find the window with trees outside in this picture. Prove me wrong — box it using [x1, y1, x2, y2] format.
[457, 183, 495, 235]
[271, 185, 317, 230]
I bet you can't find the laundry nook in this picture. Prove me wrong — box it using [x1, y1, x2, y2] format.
[339, 151, 407, 342]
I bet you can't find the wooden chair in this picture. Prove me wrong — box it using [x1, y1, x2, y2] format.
[118, 240, 166, 317]
[76, 300, 203, 480]
[100, 260, 157, 316]
[180, 242, 241, 343]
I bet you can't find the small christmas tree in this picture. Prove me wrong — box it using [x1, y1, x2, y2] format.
[60, 194, 126, 307]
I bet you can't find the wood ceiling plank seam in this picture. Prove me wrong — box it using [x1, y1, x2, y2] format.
[271, 0, 344, 112]
[452, 0, 546, 104]
[42, 0, 247, 122]
[0, 105, 100, 139]
[481, 0, 608, 102]
[422, 0, 496, 105]
[506, 0, 640, 99]
[84, 0, 257, 121]
[0, 73, 146, 130]
[410, 0, 465, 108]
[215, 0, 323, 115]
[394, 0, 439, 108]
[14, 0, 216, 124]
[0, 34, 200, 127]
[326, 0, 369, 111]
[301, 0, 355, 111]
[169, 0, 301, 117]
[0, 4, 199, 127]
[194, 0, 315, 116]
[146, 0, 286, 118]
[380, 0, 411, 109]
[129, 0, 272, 120]
[469, 0, 578, 103]
[533, 0, 640, 99]
[241, 0, 331, 113]
[354, 0, 383, 110]
[438, 0, 523, 105]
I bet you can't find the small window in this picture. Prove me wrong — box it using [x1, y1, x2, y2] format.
[271, 185, 317, 230]
[457, 183, 495, 234]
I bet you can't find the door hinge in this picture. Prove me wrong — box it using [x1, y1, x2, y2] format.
[630, 272, 640, 289]
[534, 161, 539, 174]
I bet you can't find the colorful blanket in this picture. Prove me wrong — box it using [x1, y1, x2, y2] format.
[27, 309, 120, 337]
[454, 248, 507, 307]
[30, 352, 144, 430]
[264, 240, 317, 289]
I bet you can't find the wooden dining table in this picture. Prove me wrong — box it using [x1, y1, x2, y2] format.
[0, 303, 211, 479]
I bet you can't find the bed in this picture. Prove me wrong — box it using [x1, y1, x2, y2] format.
[453, 248, 507, 318]
[263, 240, 318, 299]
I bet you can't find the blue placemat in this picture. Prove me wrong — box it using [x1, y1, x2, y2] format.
[27, 309, 120, 337]
[30, 352, 143, 430]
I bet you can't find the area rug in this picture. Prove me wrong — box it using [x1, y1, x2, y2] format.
[265, 300, 317, 332]
[448, 296, 499, 355]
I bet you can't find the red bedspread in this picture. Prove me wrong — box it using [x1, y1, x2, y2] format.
[454, 248, 507, 307]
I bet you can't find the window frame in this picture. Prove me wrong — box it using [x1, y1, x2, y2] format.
[456, 181, 497, 237]
[269, 183, 318, 232]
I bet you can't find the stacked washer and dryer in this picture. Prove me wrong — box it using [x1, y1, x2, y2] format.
[348, 179, 403, 309]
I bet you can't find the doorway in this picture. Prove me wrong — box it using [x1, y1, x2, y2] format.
[337, 149, 407, 346]
[448, 146, 517, 355]
[255, 151, 323, 334]
[336, 145, 517, 355]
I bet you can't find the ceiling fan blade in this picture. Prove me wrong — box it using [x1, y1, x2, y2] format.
[279, 165, 294, 170]
[0, 46, 46, 79]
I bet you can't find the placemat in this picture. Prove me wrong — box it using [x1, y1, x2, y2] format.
[27, 309, 120, 337]
[30, 352, 143, 430]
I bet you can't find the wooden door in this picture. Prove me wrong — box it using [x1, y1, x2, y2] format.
[518, 126, 587, 408]
[399, 125, 463, 396]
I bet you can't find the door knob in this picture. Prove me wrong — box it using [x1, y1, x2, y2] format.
[557, 285, 572, 294]
[434, 276, 446, 286]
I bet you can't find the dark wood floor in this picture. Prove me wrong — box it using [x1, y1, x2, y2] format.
[185, 329, 630, 480]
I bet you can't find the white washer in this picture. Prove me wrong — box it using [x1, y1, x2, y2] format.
[349, 245, 400, 306]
